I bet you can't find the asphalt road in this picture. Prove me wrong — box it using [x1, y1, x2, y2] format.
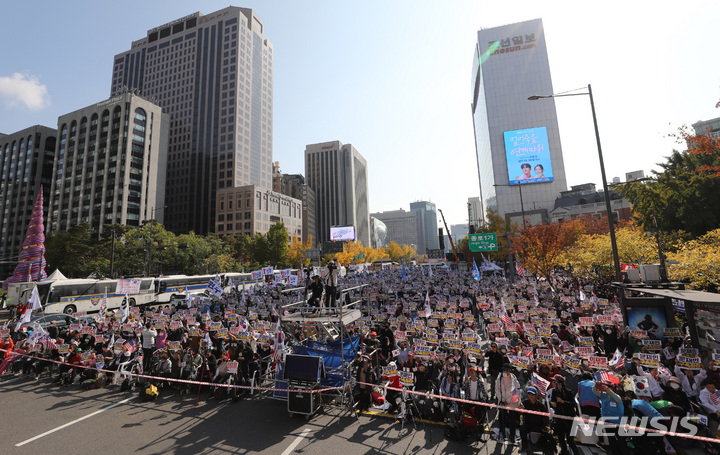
[0, 373, 510, 455]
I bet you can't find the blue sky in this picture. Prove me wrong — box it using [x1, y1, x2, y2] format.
[1, 1, 719, 228]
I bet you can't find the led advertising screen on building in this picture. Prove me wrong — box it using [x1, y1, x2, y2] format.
[330, 226, 356, 242]
[504, 126, 553, 185]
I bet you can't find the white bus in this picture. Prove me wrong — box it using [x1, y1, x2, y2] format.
[35, 278, 155, 315]
[154, 274, 217, 303]
[154, 273, 264, 303]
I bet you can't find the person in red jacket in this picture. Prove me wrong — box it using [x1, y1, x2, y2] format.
[0, 335, 14, 360]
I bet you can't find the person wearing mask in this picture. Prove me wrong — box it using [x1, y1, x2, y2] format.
[550, 375, 579, 455]
[662, 376, 692, 412]
[601, 325, 618, 358]
[155, 351, 172, 383]
[496, 364, 521, 444]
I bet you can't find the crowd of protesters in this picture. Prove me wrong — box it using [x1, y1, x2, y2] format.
[1, 261, 720, 455]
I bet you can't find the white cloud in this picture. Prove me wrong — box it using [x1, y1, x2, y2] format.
[0, 73, 50, 110]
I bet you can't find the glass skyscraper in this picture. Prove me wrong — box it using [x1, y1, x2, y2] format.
[110, 7, 273, 234]
[471, 19, 567, 223]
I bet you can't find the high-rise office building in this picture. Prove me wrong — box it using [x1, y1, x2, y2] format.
[110, 7, 273, 234]
[371, 209, 423, 252]
[47, 93, 169, 235]
[471, 19, 567, 223]
[467, 196, 482, 230]
[272, 162, 316, 247]
[409, 201, 438, 254]
[0, 125, 56, 278]
[305, 141, 370, 246]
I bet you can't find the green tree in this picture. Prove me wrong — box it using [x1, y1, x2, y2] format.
[266, 222, 289, 267]
[622, 150, 720, 237]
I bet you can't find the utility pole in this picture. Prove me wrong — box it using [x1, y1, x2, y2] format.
[110, 230, 116, 278]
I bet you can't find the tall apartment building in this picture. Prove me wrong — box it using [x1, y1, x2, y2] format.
[371, 209, 423, 251]
[47, 93, 168, 235]
[305, 141, 370, 246]
[0, 125, 56, 277]
[272, 162, 316, 247]
[471, 19, 567, 222]
[110, 7, 273, 234]
[409, 201, 438, 254]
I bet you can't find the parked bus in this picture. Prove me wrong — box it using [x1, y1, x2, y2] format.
[154, 274, 217, 303]
[35, 277, 155, 315]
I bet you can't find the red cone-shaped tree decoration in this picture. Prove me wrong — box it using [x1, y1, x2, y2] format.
[2, 187, 47, 289]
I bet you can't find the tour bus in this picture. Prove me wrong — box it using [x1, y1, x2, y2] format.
[35, 277, 156, 315]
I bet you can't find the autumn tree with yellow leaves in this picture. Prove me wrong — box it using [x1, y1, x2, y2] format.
[667, 228, 720, 290]
[287, 234, 312, 268]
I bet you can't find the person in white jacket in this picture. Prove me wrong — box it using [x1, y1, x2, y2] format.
[698, 379, 720, 437]
[636, 364, 670, 399]
[674, 364, 706, 399]
[495, 365, 521, 444]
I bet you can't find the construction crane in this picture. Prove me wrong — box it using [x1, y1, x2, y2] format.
[437, 209, 459, 264]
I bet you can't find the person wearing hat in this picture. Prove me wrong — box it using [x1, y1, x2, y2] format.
[306, 275, 324, 308]
[549, 374, 578, 455]
[661, 376, 692, 411]
[520, 386, 549, 453]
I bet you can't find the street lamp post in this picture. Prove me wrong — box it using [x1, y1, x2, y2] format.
[494, 183, 527, 229]
[529, 84, 622, 283]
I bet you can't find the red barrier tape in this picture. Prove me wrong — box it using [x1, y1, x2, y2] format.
[0, 348, 341, 394]
[354, 380, 720, 445]
[2, 347, 719, 444]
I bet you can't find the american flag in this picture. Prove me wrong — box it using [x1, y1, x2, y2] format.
[531, 372, 550, 396]
[711, 392, 720, 406]
[516, 263, 526, 279]
[44, 337, 58, 351]
[124, 341, 138, 353]
[594, 371, 621, 385]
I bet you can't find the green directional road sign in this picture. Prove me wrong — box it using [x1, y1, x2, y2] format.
[468, 233, 498, 252]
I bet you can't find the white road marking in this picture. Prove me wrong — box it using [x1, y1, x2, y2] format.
[280, 428, 312, 455]
[16, 396, 137, 447]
